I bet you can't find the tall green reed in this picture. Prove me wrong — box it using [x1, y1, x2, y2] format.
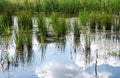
[18, 11, 32, 30]
[50, 12, 68, 38]
[79, 11, 89, 26]
[16, 27, 24, 50]
[1, 0, 120, 15]
[37, 13, 47, 43]
[0, 8, 13, 35]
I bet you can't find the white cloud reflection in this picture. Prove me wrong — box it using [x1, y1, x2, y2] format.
[35, 62, 111, 78]
[75, 52, 120, 69]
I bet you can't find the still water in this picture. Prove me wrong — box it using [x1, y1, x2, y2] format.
[0, 17, 120, 78]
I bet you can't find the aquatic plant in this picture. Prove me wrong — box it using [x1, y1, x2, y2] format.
[0, 9, 13, 35]
[37, 13, 47, 43]
[16, 27, 24, 50]
[50, 12, 68, 38]
[79, 11, 89, 26]
[89, 12, 113, 30]
[18, 11, 32, 30]
[0, 0, 119, 15]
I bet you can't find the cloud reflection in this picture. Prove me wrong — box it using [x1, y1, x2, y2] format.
[35, 62, 111, 78]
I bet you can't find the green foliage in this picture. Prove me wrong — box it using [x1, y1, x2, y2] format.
[89, 12, 113, 30]
[0, 0, 120, 16]
[16, 27, 32, 50]
[79, 11, 89, 25]
[0, 0, 10, 13]
[0, 9, 12, 35]
[50, 12, 67, 37]
[18, 11, 32, 30]
[37, 13, 47, 43]
[16, 27, 24, 49]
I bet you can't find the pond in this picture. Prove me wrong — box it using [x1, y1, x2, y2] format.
[0, 17, 120, 78]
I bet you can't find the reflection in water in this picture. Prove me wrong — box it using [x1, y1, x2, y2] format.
[35, 62, 112, 78]
[0, 18, 120, 78]
[0, 30, 16, 71]
[55, 39, 66, 53]
[40, 44, 47, 62]
[74, 37, 80, 53]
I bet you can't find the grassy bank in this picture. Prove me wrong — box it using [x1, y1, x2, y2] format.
[0, 0, 120, 41]
[0, 0, 120, 15]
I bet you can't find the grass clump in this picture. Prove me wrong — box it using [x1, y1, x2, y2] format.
[0, 9, 13, 35]
[16, 27, 24, 50]
[50, 12, 68, 38]
[79, 11, 89, 26]
[16, 28, 32, 50]
[37, 13, 47, 43]
[18, 11, 32, 30]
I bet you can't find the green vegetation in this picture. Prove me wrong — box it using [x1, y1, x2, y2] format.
[0, 9, 12, 35]
[0, 0, 120, 44]
[16, 28, 32, 50]
[0, 0, 120, 15]
[37, 13, 47, 43]
[79, 11, 89, 26]
[50, 12, 68, 38]
[18, 11, 32, 30]
[16, 27, 24, 50]
[89, 12, 113, 30]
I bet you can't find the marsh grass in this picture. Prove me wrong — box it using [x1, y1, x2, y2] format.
[0, 0, 119, 15]
[18, 11, 32, 30]
[0, 9, 12, 35]
[16, 27, 24, 50]
[50, 12, 68, 38]
[80, 11, 114, 30]
[16, 28, 32, 50]
[79, 11, 89, 26]
[37, 13, 47, 43]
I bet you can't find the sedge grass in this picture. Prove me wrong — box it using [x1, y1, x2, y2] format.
[37, 13, 47, 43]
[50, 12, 68, 38]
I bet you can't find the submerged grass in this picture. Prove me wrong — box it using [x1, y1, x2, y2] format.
[79, 11, 89, 26]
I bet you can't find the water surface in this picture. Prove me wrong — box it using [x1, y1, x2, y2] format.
[0, 18, 120, 78]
